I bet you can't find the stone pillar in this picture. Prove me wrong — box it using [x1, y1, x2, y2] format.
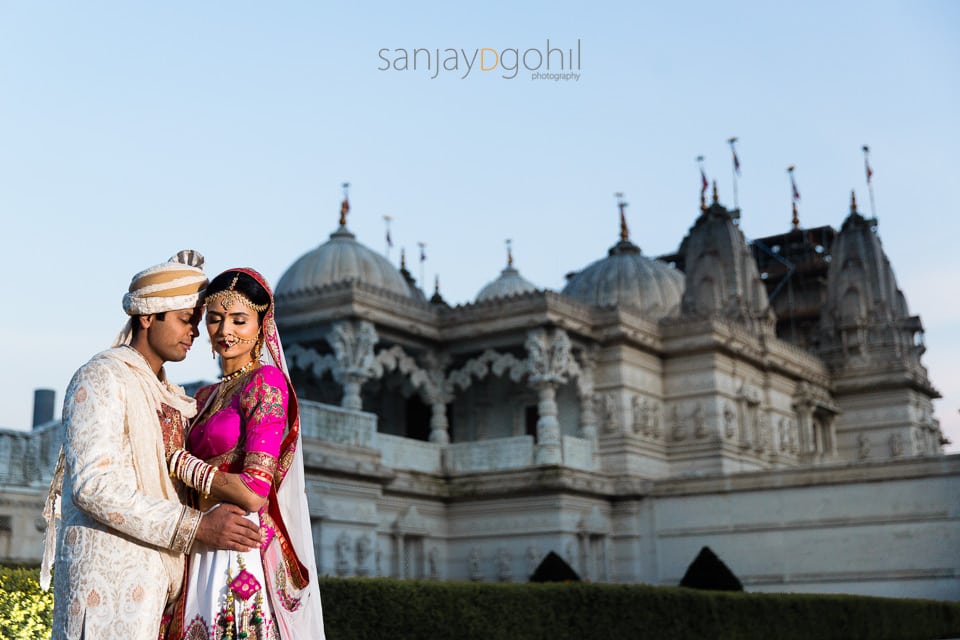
[327, 320, 379, 412]
[534, 382, 562, 465]
[579, 394, 598, 444]
[526, 328, 575, 466]
[424, 351, 452, 444]
[576, 349, 599, 444]
[795, 402, 815, 456]
[813, 418, 824, 455]
[395, 534, 405, 579]
[737, 398, 750, 448]
[342, 376, 364, 411]
[822, 411, 838, 457]
[429, 401, 450, 444]
[577, 529, 590, 580]
[602, 535, 611, 582]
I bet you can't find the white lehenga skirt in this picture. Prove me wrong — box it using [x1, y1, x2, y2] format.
[179, 512, 278, 640]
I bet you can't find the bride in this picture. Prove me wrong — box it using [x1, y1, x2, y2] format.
[164, 268, 325, 640]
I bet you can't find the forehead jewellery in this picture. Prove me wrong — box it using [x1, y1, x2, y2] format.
[205, 274, 269, 313]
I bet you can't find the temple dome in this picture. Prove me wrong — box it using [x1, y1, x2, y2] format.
[476, 253, 538, 302]
[276, 225, 412, 300]
[562, 238, 684, 319]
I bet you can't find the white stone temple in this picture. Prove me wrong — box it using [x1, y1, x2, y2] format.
[2, 186, 957, 600]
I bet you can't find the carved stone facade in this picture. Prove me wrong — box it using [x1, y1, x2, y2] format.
[2, 192, 956, 601]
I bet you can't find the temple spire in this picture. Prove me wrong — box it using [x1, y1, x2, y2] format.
[506, 238, 514, 267]
[850, 189, 858, 213]
[712, 180, 719, 205]
[616, 192, 629, 240]
[430, 274, 448, 306]
[339, 182, 351, 227]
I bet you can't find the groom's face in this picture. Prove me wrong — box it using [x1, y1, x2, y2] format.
[143, 306, 202, 364]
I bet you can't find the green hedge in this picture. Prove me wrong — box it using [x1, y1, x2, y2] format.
[316, 578, 960, 640]
[2, 567, 959, 640]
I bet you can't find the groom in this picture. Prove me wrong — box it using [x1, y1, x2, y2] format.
[43, 250, 263, 640]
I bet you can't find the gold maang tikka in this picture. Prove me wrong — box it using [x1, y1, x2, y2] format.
[205, 274, 269, 313]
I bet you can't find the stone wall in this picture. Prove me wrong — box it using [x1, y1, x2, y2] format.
[640, 455, 960, 600]
[1, 405, 956, 602]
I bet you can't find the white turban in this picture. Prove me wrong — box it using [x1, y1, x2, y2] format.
[114, 250, 208, 346]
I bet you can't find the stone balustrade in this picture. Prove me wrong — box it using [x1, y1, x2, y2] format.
[378, 433, 442, 472]
[299, 400, 377, 449]
[445, 436, 534, 473]
[0, 423, 62, 488]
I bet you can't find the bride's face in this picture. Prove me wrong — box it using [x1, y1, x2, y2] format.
[205, 296, 261, 363]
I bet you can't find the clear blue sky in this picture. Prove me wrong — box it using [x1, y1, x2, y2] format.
[1, 1, 957, 450]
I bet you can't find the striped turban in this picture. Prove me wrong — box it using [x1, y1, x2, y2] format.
[122, 249, 208, 315]
[114, 250, 208, 346]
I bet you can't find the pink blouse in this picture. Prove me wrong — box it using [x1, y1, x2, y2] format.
[189, 365, 288, 498]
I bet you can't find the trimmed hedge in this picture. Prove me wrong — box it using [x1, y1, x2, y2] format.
[2, 567, 958, 640]
[317, 578, 960, 640]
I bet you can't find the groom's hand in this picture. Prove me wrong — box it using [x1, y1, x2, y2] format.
[194, 503, 261, 551]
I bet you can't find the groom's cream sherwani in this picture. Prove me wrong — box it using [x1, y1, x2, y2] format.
[53, 347, 201, 640]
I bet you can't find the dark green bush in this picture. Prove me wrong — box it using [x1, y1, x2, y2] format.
[3, 566, 959, 640]
[317, 577, 960, 640]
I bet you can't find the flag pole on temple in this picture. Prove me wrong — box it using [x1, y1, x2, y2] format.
[728, 137, 741, 211]
[339, 182, 350, 226]
[417, 242, 427, 287]
[863, 145, 877, 218]
[697, 156, 709, 210]
[615, 192, 629, 240]
[383, 214, 393, 259]
[787, 165, 801, 230]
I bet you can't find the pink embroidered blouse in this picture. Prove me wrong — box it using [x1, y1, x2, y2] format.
[189, 365, 288, 498]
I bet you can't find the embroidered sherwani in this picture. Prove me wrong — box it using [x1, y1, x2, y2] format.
[52, 347, 202, 640]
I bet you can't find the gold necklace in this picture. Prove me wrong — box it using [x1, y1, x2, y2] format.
[204, 360, 258, 419]
[220, 359, 257, 382]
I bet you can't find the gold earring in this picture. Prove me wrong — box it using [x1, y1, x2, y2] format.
[252, 335, 263, 361]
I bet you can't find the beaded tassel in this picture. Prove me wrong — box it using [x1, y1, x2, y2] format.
[219, 556, 265, 640]
[252, 591, 265, 625]
[220, 567, 235, 640]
